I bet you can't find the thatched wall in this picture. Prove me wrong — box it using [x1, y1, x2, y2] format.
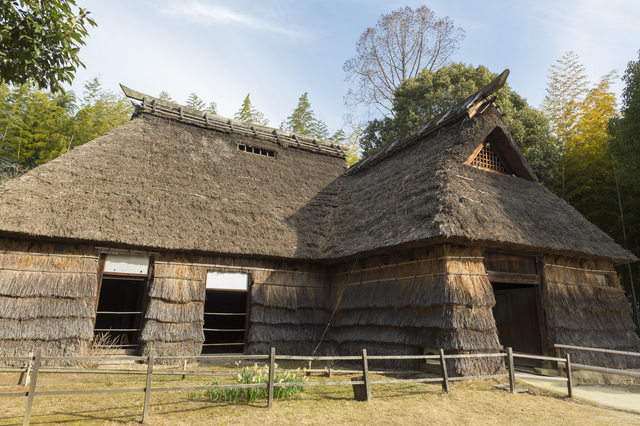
[247, 265, 330, 355]
[141, 254, 330, 357]
[0, 238, 98, 358]
[140, 260, 205, 357]
[542, 256, 640, 368]
[327, 245, 502, 375]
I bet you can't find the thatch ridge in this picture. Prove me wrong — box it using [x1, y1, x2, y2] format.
[121, 84, 346, 159]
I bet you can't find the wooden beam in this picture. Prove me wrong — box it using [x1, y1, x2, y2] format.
[487, 271, 540, 284]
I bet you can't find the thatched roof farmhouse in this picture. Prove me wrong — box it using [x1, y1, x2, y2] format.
[1, 71, 638, 375]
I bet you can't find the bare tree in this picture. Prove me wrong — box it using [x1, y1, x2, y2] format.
[343, 6, 464, 118]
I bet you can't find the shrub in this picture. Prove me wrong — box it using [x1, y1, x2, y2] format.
[204, 362, 306, 403]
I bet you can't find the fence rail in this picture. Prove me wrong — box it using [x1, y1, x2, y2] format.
[0, 347, 586, 425]
[554, 344, 640, 379]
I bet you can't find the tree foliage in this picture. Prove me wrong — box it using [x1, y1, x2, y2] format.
[0, 0, 97, 92]
[235, 93, 268, 125]
[360, 63, 557, 187]
[343, 5, 464, 117]
[0, 78, 131, 172]
[281, 92, 329, 139]
[185, 92, 217, 114]
[610, 50, 640, 256]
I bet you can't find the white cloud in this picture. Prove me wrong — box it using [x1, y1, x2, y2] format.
[158, 0, 305, 39]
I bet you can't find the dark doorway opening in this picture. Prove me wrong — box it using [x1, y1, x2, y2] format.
[94, 275, 146, 349]
[202, 290, 248, 354]
[492, 282, 543, 366]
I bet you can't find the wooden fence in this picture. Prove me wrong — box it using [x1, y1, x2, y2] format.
[554, 344, 640, 379]
[1, 347, 577, 425]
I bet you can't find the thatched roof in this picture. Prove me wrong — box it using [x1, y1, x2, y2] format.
[323, 95, 635, 262]
[0, 107, 346, 259]
[0, 74, 634, 263]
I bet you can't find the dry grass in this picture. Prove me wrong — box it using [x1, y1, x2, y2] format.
[1, 364, 639, 425]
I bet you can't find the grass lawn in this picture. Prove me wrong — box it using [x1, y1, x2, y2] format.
[0, 363, 638, 425]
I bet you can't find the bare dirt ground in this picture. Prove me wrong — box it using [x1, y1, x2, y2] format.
[1, 368, 639, 425]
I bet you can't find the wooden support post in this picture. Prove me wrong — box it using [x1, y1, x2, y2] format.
[565, 353, 573, 398]
[267, 347, 276, 407]
[361, 348, 371, 402]
[439, 349, 450, 394]
[507, 347, 516, 394]
[18, 352, 33, 386]
[23, 349, 42, 426]
[142, 350, 154, 423]
[181, 359, 187, 380]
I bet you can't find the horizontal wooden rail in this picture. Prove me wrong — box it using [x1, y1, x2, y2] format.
[554, 344, 640, 358]
[513, 353, 564, 362]
[557, 362, 640, 379]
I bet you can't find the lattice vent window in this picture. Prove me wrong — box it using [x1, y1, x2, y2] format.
[238, 144, 276, 158]
[468, 143, 506, 174]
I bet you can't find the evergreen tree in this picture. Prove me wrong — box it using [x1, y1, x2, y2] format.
[206, 102, 218, 115]
[185, 92, 206, 110]
[158, 91, 173, 101]
[281, 92, 328, 139]
[234, 93, 268, 125]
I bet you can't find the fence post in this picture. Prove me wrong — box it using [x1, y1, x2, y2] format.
[23, 348, 42, 426]
[361, 348, 371, 402]
[181, 359, 187, 380]
[142, 349, 155, 423]
[18, 352, 34, 386]
[555, 346, 563, 376]
[439, 349, 450, 394]
[267, 347, 276, 407]
[565, 353, 573, 398]
[507, 347, 516, 394]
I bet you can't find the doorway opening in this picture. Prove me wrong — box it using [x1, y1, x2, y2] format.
[203, 271, 249, 354]
[492, 282, 543, 366]
[94, 253, 151, 352]
[94, 275, 146, 349]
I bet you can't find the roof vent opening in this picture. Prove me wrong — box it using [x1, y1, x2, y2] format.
[464, 132, 511, 175]
[469, 143, 506, 174]
[238, 144, 276, 158]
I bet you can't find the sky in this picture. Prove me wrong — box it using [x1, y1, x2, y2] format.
[69, 0, 640, 135]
